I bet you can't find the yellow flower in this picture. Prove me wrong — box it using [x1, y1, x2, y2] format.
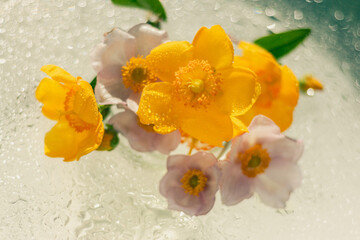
[137, 25, 260, 147]
[35, 65, 104, 161]
[234, 42, 299, 131]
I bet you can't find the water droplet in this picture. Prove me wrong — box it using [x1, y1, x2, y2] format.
[306, 88, 315, 96]
[265, 7, 276, 17]
[0, 58, 6, 64]
[267, 23, 276, 30]
[334, 10, 344, 21]
[294, 10, 303, 20]
[78, 0, 87, 8]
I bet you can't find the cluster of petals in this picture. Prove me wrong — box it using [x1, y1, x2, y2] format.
[234, 42, 299, 131]
[159, 115, 303, 216]
[91, 23, 180, 154]
[137, 25, 261, 147]
[35, 65, 104, 161]
[220, 115, 303, 208]
[159, 152, 220, 216]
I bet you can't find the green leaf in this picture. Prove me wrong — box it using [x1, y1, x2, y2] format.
[99, 105, 111, 120]
[111, 0, 167, 21]
[90, 76, 97, 92]
[146, 20, 161, 29]
[254, 28, 311, 59]
[97, 124, 120, 151]
[106, 124, 120, 150]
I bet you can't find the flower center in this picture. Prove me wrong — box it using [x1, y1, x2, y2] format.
[237, 144, 271, 178]
[122, 56, 156, 92]
[64, 87, 92, 132]
[180, 169, 207, 196]
[173, 59, 222, 108]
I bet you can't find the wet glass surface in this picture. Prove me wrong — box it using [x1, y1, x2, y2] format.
[1, 0, 360, 239]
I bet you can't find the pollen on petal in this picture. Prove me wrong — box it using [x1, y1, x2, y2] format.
[173, 59, 222, 108]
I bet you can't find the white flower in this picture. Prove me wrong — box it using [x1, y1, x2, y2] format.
[220, 115, 303, 208]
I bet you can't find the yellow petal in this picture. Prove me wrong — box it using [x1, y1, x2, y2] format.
[237, 66, 299, 131]
[35, 77, 67, 120]
[216, 66, 261, 116]
[45, 120, 81, 161]
[71, 79, 100, 126]
[192, 25, 234, 70]
[178, 103, 233, 147]
[238, 41, 275, 65]
[230, 116, 248, 137]
[146, 41, 194, 82]
[279, 65, 299, 107]
[137, 82, 179, 133]
[41, 65, 77, 84]
[45, 116, 103, 162]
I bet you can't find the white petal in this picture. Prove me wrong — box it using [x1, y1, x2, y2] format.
[95, 82, 123, 105]
[165, 187, 203, 216]
[187, 151, 218, 171]
[153, 130, 181, 154]
[97, 65, 131, 102]
[126, 92, 141, 112]
[247, 115, 282, 145]
[91, 28, 136, 72]
[264, 137, 304, 163]
[254, 160, 301, 208]
[220, 161, 254, 206]
[128, 23, 168, 56]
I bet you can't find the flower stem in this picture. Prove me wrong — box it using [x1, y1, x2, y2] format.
[217, 141, 231, 160]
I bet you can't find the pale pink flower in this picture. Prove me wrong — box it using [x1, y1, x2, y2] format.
[91, 23, 168, 106]
[91, 24, 180, 154]
[159, 152, 220, 216]
[220, 115, 303, 208]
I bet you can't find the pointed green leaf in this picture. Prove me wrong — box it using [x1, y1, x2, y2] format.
[90, 76, 97, 92]
[111, 0, 167, 21]
[254, 28, 311, 59]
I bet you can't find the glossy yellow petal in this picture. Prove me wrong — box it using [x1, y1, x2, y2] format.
[45, 120, 81, 161]
[146, 41, 194, 82]
[237, 66, 298, 131]
[45, 116, 103, 162]
[237, 99, 294, 132]
[192, 25, 233, 70]
[216, 66, 261, 116]
[41, 65, 77, 84]
[71, 79, 100, 126]
[230, 116, 248, 137]
[238, 41, 275, 69]
[35, 77, 67, 120]
[279, 65, 299, 107]
[137, 82, 179, 133]
[178, 103, 233, 147]
[76, 113, 104, 158]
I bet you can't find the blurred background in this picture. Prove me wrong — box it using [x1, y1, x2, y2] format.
[1, 0, 360, 239]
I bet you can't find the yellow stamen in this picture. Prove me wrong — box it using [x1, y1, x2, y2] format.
[181, 169, 207, 196]
[237, 144, 271, 178]
[122, 56, 156, 92]
[173, 59, 222, 108]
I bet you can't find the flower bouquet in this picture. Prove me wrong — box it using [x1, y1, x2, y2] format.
[35, 0, 322, 216]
